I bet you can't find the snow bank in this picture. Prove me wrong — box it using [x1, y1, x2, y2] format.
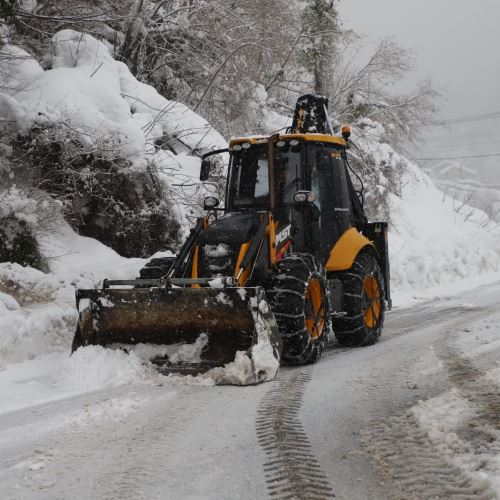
[60, 346, 155, 391]
[352, 126, 500, 307]
[0, 349, 160, 415]
[411, 384, 500, 495]
[0, 220, 162, 368]
[0, 263, 75, 366]
[0, 328, 276, 414]
[389, 161, 500, 306]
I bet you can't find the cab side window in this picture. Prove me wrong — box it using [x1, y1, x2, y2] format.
[309, 143, 352, 257]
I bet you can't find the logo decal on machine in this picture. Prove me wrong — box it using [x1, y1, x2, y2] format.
[276, 224, 292, 245]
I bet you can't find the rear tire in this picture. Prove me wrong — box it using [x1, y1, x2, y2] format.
[267, 253, 330, 365]
[139, 256, 176, 279]
[333, 252, 385, 346]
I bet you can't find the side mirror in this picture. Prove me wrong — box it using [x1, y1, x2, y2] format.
[199, 148, 229, 181]
[200, 158, 213, 181]
[293, 190, 316, 204]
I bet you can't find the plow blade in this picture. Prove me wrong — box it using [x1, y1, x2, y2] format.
[73, 286, 282, 383]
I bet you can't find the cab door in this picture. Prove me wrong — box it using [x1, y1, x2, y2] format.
[306, 142, 353, 263]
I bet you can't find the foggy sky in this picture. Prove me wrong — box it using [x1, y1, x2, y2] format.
[338, 0, 500, 183]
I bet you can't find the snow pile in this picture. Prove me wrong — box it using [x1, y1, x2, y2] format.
[208, 298, 280, 385]
[0, 220, 161, 368]
[119, 334, 209, 364]
[60, 346, 156, 391]
[411, 386, 500, 495]
[0, 349, 160, 415]
[0, 263, 75, 366]
[38, 222, 149, 289]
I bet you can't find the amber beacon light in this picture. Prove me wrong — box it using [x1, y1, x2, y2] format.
[341, 125, 351, 141]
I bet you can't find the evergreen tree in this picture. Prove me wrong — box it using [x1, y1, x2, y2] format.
[300, 0, 342, 95]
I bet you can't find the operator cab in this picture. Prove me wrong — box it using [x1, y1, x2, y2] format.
[226, 138, 301, 209]
[224, 134, 357, 261]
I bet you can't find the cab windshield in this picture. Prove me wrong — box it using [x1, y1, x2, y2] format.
[227, 143, 301, 209]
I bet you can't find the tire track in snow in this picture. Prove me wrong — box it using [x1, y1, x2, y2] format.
[363, 309, 500, 500]
[96, 393, 202, 500]
[366, 412, 495, 500]
[435, 324, 500, 458]
[321, 304, 487, 364]
[256, 367, 335, 500]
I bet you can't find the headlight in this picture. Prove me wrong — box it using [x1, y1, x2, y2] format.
[203, 196, 220, 209]
[293, 190, 316, 204]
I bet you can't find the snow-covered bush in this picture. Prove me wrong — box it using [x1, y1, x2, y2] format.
[0, 216, 42, 268]
[0, 186, 60, 269]
[348, 119, 405, 223]
[15, 124, 181, 257]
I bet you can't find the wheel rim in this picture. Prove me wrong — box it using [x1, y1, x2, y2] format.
[305, 277, 326, 340]
[362, 275, 381, 328]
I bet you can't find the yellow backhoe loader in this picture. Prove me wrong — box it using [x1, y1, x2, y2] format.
[72, 94, 391, 383]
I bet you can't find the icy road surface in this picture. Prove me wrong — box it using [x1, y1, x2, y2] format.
[3, 283, 500, 499]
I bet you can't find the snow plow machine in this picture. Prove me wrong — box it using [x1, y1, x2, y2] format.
[72, 94, 391, 384]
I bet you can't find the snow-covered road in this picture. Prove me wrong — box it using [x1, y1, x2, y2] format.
[2, 282, 500, 499]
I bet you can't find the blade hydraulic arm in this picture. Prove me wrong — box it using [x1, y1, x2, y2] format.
[167, 217, 205, 278]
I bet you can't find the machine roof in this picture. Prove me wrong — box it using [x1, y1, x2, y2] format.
[229, 133, 346, 148]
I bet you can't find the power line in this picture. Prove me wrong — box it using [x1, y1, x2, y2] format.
[416, 152, 500, 161]
[423, 129, 500, 141]
[430, 110, 500, 125]
[419, 138, 500, 149]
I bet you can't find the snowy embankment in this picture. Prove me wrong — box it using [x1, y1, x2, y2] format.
[1, 30, 500, 405]
[389, 160, 500, 306]
[355, 121, 500, 307]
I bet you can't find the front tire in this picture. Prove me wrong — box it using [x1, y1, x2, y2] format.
[333, 252, 385, 346]
[267, 254, 330, 365]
